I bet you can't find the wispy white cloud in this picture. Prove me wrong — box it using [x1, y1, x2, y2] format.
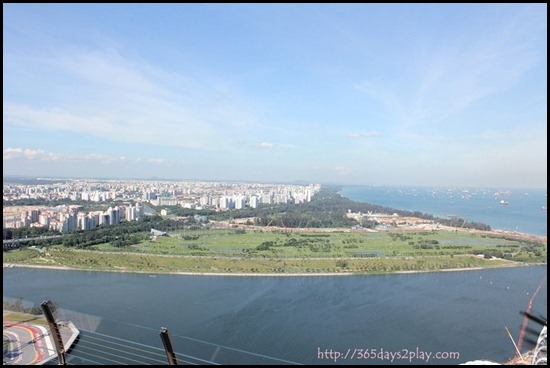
[256, 142, 274, 148]
[4, 49, 264, 152]
[82, 153, 129, 164]
[348, 131, 381, 139]
[3, 103, 114, 136]
[59, 49, 162, 95]
[3, 148, 63, 161]
[356, 7, 544, 131]
[3, 147, 167, 165]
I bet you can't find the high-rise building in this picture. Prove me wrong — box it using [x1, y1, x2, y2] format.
[30, 209, 40, 223]
[235, 196, 246, 209]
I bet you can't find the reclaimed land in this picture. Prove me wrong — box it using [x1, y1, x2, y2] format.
[3, 227, 546, 276]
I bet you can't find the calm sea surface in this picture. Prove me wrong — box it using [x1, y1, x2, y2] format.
[340, 186, 547, 236]
[3, 266, 547, 365]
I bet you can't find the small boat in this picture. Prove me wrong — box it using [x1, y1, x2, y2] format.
[500, 200, 509, 205]
[542, 206, 547, 211]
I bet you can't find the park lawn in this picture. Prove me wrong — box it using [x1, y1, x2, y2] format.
[2, 246, 514, 274]
[4, 228, 544, 274]
[90, 228, 537, 260]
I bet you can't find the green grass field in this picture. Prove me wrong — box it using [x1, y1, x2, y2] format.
[3, 228, 546, 274]
[95, 228, 543, 258]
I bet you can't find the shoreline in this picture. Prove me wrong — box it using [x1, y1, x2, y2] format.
[4, 261, 544, 278]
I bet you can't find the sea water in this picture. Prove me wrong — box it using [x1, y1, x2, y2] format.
[340, 186, 547, 236]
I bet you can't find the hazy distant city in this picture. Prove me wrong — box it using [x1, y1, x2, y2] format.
[3, 178, 320, 232]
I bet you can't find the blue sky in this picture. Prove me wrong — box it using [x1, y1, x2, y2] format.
[3, 4, 547, 188]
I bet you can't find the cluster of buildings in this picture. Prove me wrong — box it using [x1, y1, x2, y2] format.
[3, 179, 321, 232]
[4, 203, 145, 232]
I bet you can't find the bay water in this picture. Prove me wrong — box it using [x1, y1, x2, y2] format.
[3, 266, 547, 365]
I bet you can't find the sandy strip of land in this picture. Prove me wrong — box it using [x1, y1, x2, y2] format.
[2, 263, 355, 276]
[3, 262, 536, 277]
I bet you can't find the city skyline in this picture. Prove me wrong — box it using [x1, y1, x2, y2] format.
[3, 179, 321, 232]
[3, 4, 548, 189]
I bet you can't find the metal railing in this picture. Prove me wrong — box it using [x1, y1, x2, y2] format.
[3, 298, 303, 365]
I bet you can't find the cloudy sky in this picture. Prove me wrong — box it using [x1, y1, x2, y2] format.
[3, 4, 547, 188]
